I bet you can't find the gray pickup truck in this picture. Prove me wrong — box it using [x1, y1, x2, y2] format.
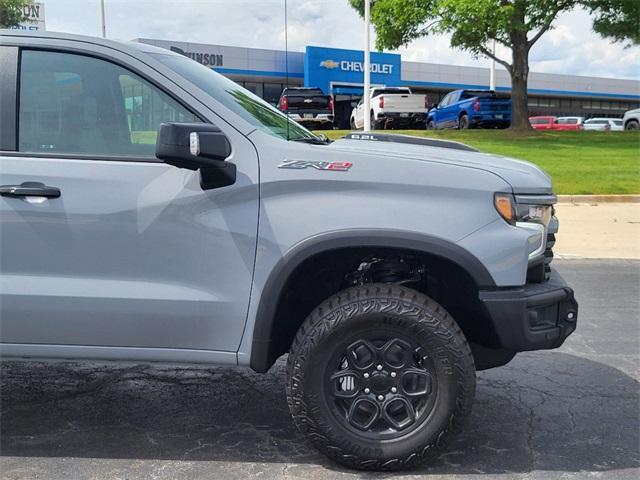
[0, 31, 577, 471]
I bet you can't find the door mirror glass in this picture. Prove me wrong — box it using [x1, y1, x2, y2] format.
[155, 123, 235, 189]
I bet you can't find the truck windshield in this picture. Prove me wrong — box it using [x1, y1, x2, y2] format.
[151, 53, 318, 142]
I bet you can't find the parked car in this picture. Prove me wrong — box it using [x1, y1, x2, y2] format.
[277, 87, 334, 129]
[1, 30, 578, 471]
[583, 118, 623, 131]
[622, 108, 640, 130]
[350, 87, 427, 130]
[427, 89, 511, 129]
[529, 116, 557, 130]
[555, 116, 584, 131]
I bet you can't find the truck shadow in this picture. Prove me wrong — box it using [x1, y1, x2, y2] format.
[1, 351, 638, 476]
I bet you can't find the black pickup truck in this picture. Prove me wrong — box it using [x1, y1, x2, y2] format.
[277, 87, 334, 129]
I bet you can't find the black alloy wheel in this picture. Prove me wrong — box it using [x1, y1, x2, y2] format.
[327, 335, 437, 439]
[286, 284, 476, 471]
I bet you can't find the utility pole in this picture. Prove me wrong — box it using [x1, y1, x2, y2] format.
[100, 0, 106, 38]
[489, 39, 496, 90]
[363, 0, 371, 131]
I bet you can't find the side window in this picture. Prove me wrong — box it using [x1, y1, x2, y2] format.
[439, 94, 451, 108]
[19, 50, 199, 157]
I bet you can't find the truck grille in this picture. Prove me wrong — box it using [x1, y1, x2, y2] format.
[527, 212, 557, 283]
[544, 232, 555, 275]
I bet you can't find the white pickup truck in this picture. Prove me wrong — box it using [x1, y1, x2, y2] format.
[350, 87, 428, 130]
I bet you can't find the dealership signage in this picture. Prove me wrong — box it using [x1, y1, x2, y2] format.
[10, 2, 45, 31]
[305, 46, 401, 95]
[169, 46, 223, 67]
[320, 59, 394, 74]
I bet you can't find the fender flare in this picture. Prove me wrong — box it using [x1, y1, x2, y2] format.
[249, 229, 496, 372]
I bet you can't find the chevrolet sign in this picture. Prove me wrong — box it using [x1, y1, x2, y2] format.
[320, 59, 394, 74]
[319, 59, 339, 69]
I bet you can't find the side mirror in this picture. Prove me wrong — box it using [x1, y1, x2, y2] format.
[156, 122, 236, 190]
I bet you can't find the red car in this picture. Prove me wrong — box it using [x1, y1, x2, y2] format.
[529, 116, 585, 131]
[529, 116, 556, 130]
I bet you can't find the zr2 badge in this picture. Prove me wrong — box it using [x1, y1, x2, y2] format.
[278, 160, 353, 171]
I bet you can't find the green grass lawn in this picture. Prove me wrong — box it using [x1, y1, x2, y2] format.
[319, 130, 640, 194]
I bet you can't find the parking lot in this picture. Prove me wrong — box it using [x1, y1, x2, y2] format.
[1, 259, 638, 480]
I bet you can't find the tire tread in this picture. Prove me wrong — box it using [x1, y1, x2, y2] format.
[286, 283, 475, 471]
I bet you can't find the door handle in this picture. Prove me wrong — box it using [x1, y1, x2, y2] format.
[0, 182, 61, 199]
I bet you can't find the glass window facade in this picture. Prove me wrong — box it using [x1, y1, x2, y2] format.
[214, 76, 638, 122]
[234, 81, 296, 106]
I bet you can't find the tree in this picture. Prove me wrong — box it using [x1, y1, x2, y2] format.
[586, 0, 640, 46]
[349, 0, 578, 131]
[0, 0, 32, 28]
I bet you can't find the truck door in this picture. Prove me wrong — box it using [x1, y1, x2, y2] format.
[435, 93, 452, 128]
[0, 47, 259, 359]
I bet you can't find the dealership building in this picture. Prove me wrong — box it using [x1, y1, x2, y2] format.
[136, 38, 640, 128]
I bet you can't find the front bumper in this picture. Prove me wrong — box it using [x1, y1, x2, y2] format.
[479, 268, 578, 352]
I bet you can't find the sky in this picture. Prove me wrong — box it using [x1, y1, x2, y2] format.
[39, 0, 640, 81]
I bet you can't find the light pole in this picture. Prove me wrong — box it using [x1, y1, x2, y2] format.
[100, 0, 106, 38]
[489, 39, 496, 90]
[363, 0, 371, 131]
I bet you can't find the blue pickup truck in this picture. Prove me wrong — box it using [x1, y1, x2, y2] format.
[427, 89, 511, 129]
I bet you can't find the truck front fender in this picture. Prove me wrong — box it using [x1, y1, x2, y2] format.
[248, 229, 496, 372]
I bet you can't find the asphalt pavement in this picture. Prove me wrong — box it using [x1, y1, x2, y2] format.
[1, 259, 639, 480]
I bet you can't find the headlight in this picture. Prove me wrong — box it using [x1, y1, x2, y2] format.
[514, 203, 552, 225]
[494, 193, 515, 224]
[494, 193, 554, 261]
[494, 193, 552, 226]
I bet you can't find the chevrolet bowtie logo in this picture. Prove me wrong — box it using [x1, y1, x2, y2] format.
[320, 59, 339, 69]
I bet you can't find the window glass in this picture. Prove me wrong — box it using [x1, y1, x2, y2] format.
[19, 50, 199, 157]
[152, 52, 316, 141]
[373, 88, 412, 96]
[263, 83, 284, 105]
[530, 118, 550, 125]
[244, 82, 264, 98]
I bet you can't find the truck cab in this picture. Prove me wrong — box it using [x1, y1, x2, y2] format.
[277, 87, 334, 129]
[351, 86, 427, 129]
[427, 89, 511, 129]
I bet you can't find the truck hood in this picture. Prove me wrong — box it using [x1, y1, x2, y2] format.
[328, 136, 553, 194]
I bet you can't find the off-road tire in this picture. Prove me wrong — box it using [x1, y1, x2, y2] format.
[286, 284, 476, 471]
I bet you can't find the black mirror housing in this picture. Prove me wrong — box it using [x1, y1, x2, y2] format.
[155, 123, 235, 190]
[155, 123, 232, 171]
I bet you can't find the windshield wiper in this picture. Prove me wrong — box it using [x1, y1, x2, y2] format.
[290, 136, 330, 145]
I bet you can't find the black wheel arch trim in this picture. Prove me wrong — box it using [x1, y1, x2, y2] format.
[249, 229, 496, 372]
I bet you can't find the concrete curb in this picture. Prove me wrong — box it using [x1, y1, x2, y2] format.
[557, 195, 640, 203]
